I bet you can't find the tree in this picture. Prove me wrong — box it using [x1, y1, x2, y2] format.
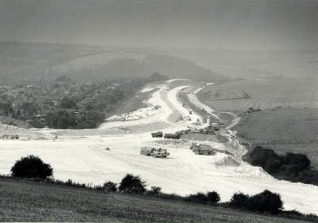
[229, 190, 283, 214]
[207, 191, 220, 204]
[229, 192, 250, 209]
[11, 155, 53, 179]
[284, 153, 310, 172]
[149, 186, 161, 196]
[118, 174, 146, 194]
[103, 181, 117, 192]
[248, 190, 283, 214]
[60, 97, 77, 109]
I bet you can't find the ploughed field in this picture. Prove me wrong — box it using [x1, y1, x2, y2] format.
[198, 79, 318, 113]
[0, 178, 309, 223]
[234, 108, 318, 168]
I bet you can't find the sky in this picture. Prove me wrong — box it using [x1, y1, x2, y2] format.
[0, 0, 317, 50]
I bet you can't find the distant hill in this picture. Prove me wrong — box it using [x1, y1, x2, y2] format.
[52, 54, 230, 82]
[0, 41, 104, 84]
[0, 42, 230, 84]
[151, 48, 318, 80]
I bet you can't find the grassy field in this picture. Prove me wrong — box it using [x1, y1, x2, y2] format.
[0, 178, 311, 223]
[198, 79, 318, 113]
[234, 107, 318, 168]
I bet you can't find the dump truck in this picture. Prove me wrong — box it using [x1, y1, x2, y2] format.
[151, 131, 163, 138]
[190, 143, 216, 155]
[164, 133, 181, 139]
[140, 147, 170, 158]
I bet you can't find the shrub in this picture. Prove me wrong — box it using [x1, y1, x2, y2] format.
[11, 155, 53, 179]
[229, 192, 250, 209]
[185, 193, 208, 204]
[118, 174, 146, 194]
[284, 153, 310, 171]
[229, 190, 283, 214]
[103, 181, 117, 192]
[207, 191, 220, 204]
[248, 190, 283, 214]
[150, 186, 161, 195]
[244, 146, 283, 174]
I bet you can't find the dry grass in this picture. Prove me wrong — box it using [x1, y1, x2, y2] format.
[0, 178, 309, 222]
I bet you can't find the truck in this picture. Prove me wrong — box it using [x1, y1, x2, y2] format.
[164, 133, 181, 139]
[151, 131, 163, 138]
[140, 147, 170, 158]
[190, 143, 216, 155]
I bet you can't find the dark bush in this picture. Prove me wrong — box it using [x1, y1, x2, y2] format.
[284, 153, 310, 171]
[11, 155, 53, 179]
[118, 174, 146, 194]
[185, 193, 208, 204]
[207, 191, 220, 204]
[150, 186, 161, 195]
[229, 192, 250, 209]
[229, 190, 283, 214]
[248, 190, 283, 214]
[103, 181, 117, 192]
[244, 146, 283, 174]
[244, 146, 318, 185]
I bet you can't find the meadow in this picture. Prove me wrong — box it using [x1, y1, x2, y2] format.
[0, 178, 311, 223]
[234, 107, 318, 168]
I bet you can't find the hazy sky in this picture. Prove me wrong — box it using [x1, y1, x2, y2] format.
[0, 0, 317, 49]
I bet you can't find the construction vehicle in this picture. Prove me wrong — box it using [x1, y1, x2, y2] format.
[190, 143, 216, 155]
[151, 131, 163, 138]
[140, 147, 170, 158]
[164, 133, 181, 139]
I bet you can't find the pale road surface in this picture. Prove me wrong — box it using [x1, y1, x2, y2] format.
[0, 80, 317, 215]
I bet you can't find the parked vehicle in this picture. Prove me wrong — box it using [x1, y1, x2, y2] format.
[151, 131, 163, 138]
[140, 147, 170, 158]
[164, 133, 180, 139]
[190, 143, 216, 155]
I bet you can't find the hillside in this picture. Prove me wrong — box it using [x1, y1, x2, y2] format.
[157, 48, 318, 80]
[0, 42, 230, 84]
[52, 54, 229, 82]
[0, 178, 310, 223]
[234, 108, 318, 168]
[0, 41, 104, 84]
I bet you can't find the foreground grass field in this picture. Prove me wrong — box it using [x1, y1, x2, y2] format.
[234, 108, 318, 168]
[198, 79, 318, 113]
[0, 178, 311, 223]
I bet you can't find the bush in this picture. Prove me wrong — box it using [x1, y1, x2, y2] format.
[185, 193, 208, 204]
[118, 174, 146, 194]
[207, 191, 220, 204]
[284, 153, 310, 171]
[244, 146, 318, 185]
[11, 155, 53, 179]
[229, 190, 283, 214]
[244, 146, 283, 174]
[248, 190, 283, 214]
[103, 181, 117, 192]
[150, 186, 161, 195]
[229, 192, 250, 209]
